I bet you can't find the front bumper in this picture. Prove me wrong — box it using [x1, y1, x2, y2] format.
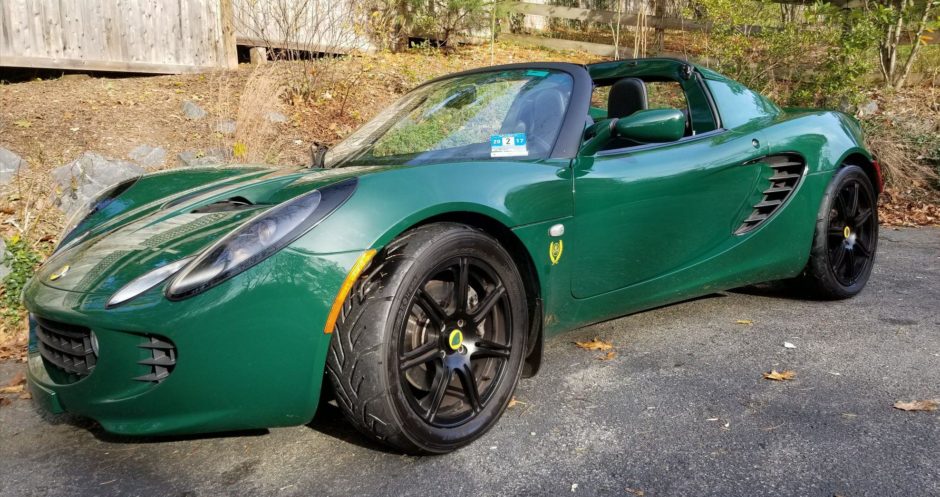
[25, 248, 362, 436]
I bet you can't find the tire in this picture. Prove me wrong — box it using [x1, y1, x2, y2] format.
[797, 165, 878, 299]
[326, 223, 528, 454]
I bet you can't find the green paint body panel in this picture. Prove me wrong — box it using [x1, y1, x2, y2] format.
[614, 109, 687, 142]
[23, 59, 873, 436]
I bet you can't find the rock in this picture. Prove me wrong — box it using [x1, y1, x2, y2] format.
[0, 239, 10, 281]
[857, 100, 879, 117]
[177, 148, 230, 168]
[127, 145, 166, 168]
[182, 100, 207, 120]
[51, 152, 145, 216]
[266, 111, 288, 124]
[214, 119, 237, 135]
[0, 146, 26, 185]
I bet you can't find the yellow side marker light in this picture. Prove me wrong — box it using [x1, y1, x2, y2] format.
[324, 249, 377, 334]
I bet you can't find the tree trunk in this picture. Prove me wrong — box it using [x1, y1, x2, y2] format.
[894, 0, 937, 89]
[879, 0, 909, 85]
[654, 0, 665, 54]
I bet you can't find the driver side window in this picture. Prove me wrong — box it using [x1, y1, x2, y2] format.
[589, 76, 717, 150]
[589, 78, 693, 151]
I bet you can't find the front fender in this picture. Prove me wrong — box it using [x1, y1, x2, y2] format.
[293, 160, 574, 254]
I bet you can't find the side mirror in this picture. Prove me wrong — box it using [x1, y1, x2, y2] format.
[579, 109, 686, 156]
[614, 108, 686, 143]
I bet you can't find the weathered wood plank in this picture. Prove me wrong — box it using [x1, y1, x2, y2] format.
[220, 0, 238, 69]
[0, 0, 237, 73]
[0, 53, 218, 73]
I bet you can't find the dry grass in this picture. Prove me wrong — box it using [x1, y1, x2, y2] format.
[869, 131, 939, 194]
[862, 87, 940, 227]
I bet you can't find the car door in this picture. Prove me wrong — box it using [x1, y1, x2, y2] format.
[571, 126, 769, 299]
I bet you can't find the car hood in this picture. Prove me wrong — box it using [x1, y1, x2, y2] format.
[36, 165, 387, 296]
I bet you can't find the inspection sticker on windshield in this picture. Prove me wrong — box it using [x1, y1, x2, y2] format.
[490, 133, 528, 158]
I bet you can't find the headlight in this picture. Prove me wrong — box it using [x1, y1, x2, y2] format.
[166, 178, 358, 300]
[107, 257, 195, 309]
[58, 176, 140, 250]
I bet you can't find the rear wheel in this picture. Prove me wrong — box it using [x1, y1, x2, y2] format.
[798, 165, 878, 299]
[326, 223, 528, 454]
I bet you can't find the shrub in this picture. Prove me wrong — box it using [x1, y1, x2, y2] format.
[1, 235, 44, 321]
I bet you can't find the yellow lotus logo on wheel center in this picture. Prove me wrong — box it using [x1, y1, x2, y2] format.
[843, 226, 851, 239]
[448, 329, 463, 350]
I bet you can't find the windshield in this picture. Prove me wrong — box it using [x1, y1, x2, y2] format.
[325, 68, 574, 167]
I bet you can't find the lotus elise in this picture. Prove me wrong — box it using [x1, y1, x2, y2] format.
[24, 59, 881, 453]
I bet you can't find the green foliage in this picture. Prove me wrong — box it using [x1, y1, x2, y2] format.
[690, 0, 881, 108]
[1, 235, 44, 321]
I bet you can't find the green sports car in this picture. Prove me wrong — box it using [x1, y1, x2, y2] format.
[24, 58, 881, 454]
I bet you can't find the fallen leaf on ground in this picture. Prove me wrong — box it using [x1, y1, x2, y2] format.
[19, 392, 31, 400]
[507, 396, 528, 409]
[625, 488, 645, 496]
[5, 372, 25, 388]
[0, 385, 24, 395]
[784, 342, 796, 349]
[0, 397, 10, 407]
[597, 351, 616, 361]
[763, 370, 797, 381]
[893, 399, 938, 412]
[575, 337, 613, 351]
[735, 319, 753, 326]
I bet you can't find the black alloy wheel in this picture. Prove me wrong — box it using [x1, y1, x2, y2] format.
[397, 255, 513, 427]
[799, 165, 879, 299]
[327, 223, 528, 454]
[826, 177, 877, 286]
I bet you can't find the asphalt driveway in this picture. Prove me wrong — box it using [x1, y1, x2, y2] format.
[1, 227, 938, 497]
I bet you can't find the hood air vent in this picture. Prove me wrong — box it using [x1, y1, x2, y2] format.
[735, 154, 806, 235]
[191, 196, 255, 213]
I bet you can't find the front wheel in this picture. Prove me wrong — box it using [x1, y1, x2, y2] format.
[326, 223, 528, 454]
[797, 165, 878, 299]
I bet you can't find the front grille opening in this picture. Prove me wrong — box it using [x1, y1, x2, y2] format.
[34, 316, 97, 383]
[135, 336, 177, 383]
[735, 154, 806, 235]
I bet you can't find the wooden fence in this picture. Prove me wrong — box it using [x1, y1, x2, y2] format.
[0, 0, 370, 74]
[0, 0, 235, 73]
[232, 0, 372, 56]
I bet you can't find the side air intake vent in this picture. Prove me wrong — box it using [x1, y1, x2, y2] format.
[735, 155, 806, 235]
[135, 336, 177, 383]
